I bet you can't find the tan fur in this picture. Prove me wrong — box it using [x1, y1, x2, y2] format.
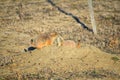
[31, 32, 64, 49]
[62, 40, 80, 48]
[30, 32, 80, 49]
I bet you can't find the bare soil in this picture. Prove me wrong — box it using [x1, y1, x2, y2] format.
[0, 0, 120, 80]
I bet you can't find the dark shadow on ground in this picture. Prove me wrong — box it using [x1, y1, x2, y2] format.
[47, 0, 93, 32]
[24, 46, 36, 52]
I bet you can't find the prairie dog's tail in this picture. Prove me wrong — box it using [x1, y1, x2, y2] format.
[76, 40, 80, 48]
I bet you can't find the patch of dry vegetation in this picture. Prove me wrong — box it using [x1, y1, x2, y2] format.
[0, 0, 120, 80]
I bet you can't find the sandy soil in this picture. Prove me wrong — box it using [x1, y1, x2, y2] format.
[0, 0, 120, 80]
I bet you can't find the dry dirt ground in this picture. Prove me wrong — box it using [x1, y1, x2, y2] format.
[0, 0, 120, 80]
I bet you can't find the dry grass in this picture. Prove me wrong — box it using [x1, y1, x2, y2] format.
[0, 0, 120, 80]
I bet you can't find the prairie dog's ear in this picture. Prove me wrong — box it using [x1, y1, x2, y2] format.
[30, 39, 34, 46]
